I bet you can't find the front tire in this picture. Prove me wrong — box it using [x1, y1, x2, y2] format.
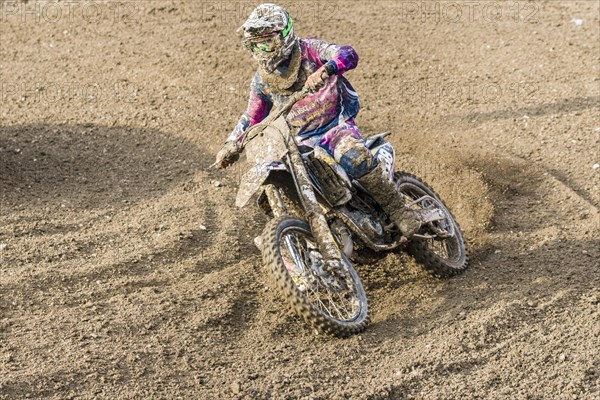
[395, 173, 469, 277]
[262, 216, 369, 336]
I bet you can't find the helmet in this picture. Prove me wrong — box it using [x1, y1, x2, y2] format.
[240, 4, 296, 73]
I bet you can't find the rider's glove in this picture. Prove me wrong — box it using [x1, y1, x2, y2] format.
[214, 141, 241, 169]
[305, 65, 331, 92]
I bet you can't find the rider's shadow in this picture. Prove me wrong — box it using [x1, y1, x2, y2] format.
[0, 123, 210, 212]
[0, 123, 219, 299]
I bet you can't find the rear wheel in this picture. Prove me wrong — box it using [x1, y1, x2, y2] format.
[262, 216, 369, 336]
[395, 173, 469, 276]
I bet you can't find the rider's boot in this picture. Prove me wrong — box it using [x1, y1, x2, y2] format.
[357, 163, 422, 238]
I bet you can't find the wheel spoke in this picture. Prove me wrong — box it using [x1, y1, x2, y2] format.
[394, 177, 468, 278]
[279, 228, 361, 322]
[336, 291, 355, 316]
[399, 182, 463, 263]
[325, 290, 345, 320]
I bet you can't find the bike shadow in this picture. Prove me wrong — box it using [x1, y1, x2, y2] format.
[0, 123, 210, 211]
[0, 123, 224, 315]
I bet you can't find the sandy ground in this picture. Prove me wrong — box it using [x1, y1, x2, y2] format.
[1, 0, 599, 399]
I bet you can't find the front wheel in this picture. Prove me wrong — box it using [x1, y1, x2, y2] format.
[395, 173, 469, 277]
[262, 216, 369, 337]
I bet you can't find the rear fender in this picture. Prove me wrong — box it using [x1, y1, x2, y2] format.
[366, 133, 395, 181]
[371, 142, 395, 182]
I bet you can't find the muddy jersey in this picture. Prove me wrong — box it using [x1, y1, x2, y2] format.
[227, 38, 360, 143]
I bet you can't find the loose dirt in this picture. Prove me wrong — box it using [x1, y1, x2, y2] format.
[1, 1, 598, 399]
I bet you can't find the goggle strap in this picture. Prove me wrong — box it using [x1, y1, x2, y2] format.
[282, 16, 293, 38]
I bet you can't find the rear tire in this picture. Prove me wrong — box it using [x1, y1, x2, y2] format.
[395, 173, 469, 277]
[262, 216, 369, 336]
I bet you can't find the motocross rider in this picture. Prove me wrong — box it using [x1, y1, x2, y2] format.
[214, 3, 421, 238]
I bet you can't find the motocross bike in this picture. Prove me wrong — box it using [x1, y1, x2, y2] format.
[230, 86, 468, 337]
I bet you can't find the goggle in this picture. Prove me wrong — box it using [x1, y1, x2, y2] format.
[242, 16, 293, 53]
[244, 32, 279, 53]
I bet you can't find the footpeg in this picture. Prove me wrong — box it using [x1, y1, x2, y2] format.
[419, 208, 446, 223]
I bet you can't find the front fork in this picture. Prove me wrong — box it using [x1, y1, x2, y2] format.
[264, 185, 287, 218]
[265, 145, 343, 268]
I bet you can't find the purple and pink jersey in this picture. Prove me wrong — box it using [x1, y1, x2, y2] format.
[227, 38, 361, 144]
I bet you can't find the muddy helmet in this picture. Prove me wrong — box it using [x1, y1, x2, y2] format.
[240, 3, 296, 73]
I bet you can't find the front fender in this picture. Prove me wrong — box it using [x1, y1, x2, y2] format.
[235, 162, 289, 208]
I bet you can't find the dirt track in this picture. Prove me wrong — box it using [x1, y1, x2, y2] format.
[1, 1, 599, 399]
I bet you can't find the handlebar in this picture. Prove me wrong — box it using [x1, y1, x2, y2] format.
[208, 71, 330, 169]
[240, 85, 311, 147]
